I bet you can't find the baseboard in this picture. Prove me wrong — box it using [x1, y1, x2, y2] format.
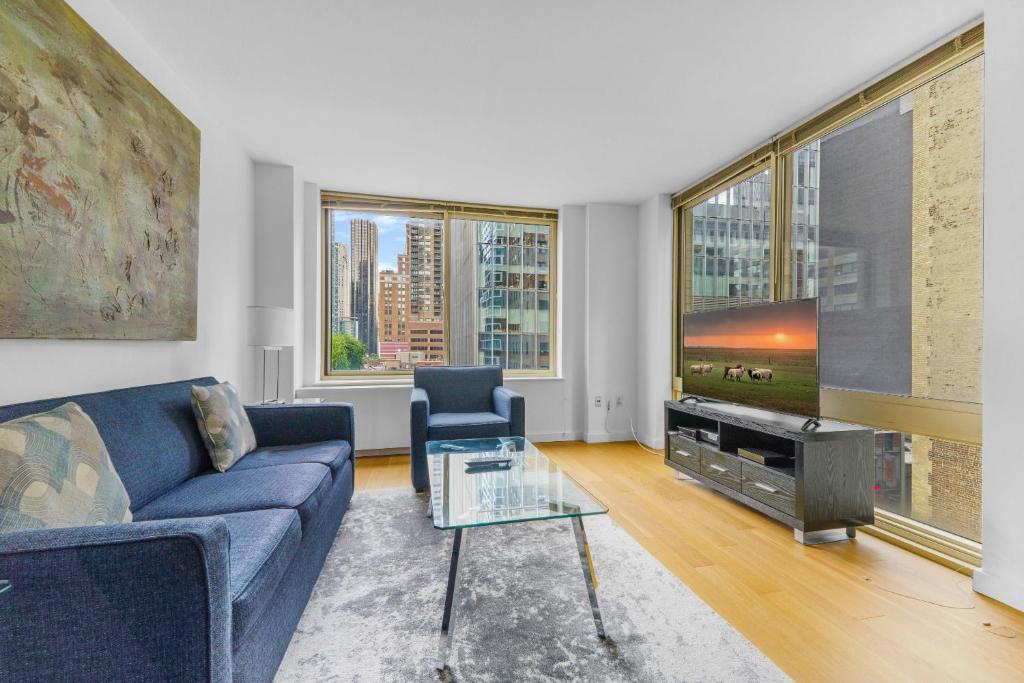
[356, 447, 409, 457]
[972, 568, 1024, 613]
[585, 431, 634, 443]
[529, 432, 584, 443]
[636, 431, 665, 450]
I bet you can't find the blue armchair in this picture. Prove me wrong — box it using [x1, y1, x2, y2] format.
[410, 365, 524, 490]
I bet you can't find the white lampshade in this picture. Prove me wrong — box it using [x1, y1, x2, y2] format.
[247, 306, 295, 348]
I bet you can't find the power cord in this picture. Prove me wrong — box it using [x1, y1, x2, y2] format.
[601, 398, 664, 456]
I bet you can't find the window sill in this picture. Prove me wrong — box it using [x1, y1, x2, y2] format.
[300, 374, 564, 393]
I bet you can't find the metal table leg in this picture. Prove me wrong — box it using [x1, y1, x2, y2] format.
[439, 528, 468, 669]
[571, 516, 606, 639]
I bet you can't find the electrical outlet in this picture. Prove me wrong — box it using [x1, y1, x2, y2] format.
[616, 395, 623, 407]
[594, 396, 602, 408]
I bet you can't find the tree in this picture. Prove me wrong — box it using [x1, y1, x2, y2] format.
[331, 333, 367, 370]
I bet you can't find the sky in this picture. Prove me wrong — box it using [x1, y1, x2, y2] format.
[683, 299, 818, 350]
[331, 210, 418, 273]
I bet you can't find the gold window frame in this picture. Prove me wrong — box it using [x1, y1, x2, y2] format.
[670, 24, 984, 568]
[320, 191, 558, 380]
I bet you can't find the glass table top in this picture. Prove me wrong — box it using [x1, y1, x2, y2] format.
[426, 437, 608, 530]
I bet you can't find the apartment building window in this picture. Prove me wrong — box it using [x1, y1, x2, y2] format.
[450, 219, 553, 371]
[321, 193, 557, 378]
[672, 26, 984, 560]
[683, 167, 772, 313]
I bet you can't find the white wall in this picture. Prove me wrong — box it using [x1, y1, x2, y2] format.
[583, 204, 639, 442]
[635, 195, 674, 448]
[296, 200, 590, 450]
[0, 0, 255, 406]
[973, 0, 1024, 612]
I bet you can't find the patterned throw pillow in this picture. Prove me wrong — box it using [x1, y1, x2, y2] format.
[0, 402, 132, 532]
[191, 382, 257, 472]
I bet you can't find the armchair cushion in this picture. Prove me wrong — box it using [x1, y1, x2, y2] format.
[414, 365, 502, 414]
[221, 509, 302, 647]
[228, 440, 352, 480]
[427, 412, 511, 441]
[134, 463, 332, 532]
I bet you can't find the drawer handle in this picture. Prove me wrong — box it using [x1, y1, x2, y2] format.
[674, 449, 695, 458]
[708, 464, 728, 473]
[753, 482, 779, 494]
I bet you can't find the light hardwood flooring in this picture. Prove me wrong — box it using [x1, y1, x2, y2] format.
[354, 442, 1024, 682]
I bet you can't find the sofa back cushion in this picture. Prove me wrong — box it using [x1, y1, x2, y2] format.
[0, 378, 219, 510]
[414, 365, 501, 414]
[0, 402, 132, 531]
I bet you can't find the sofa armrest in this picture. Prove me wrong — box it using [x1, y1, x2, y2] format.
[245, 402, 355, 451]
[0, 518, 232, 683]
[410, 388, 430, 490]
[493, 386, 525, 437]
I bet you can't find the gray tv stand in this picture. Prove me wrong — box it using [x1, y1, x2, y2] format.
[664, 399, 874, 544]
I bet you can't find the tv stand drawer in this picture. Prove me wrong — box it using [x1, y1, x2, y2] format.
[741, 462, 796, 516]
[668, 435, 702, 471]
[701, 448, 741, 491]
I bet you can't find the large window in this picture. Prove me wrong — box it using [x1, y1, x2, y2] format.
[686, 168, 772, 311]
[321, 194, 557, 378]
[672, 26, 984, 560]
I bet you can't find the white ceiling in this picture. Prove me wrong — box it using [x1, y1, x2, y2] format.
[110, 0, 981, 207]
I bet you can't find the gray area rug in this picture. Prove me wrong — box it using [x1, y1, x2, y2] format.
[276, 488, 789, 682]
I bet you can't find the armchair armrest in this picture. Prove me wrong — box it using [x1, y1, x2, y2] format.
[245, 402, 355, 450]
[0, 518, 232, 682]
[493, 386, 525, 437]
[410, 388, 431, 491]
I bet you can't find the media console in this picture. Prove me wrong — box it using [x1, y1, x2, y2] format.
[664, 399, 875, 544]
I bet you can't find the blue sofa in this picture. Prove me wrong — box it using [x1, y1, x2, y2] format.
[0, 378, 355, 683]
[410, 365, 524, 490]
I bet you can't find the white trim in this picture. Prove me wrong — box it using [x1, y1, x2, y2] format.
[973, 569, 1024, 613]
[529, 432, 584, 443]
[584, 431, 635, 444]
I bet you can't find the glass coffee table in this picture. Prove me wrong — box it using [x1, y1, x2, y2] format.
[426, 436, 609, 666]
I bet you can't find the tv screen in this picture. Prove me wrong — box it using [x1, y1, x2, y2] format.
[681, 299, 819, 418]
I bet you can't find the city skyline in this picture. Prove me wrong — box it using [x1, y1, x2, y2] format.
[332, 211, 411, 274]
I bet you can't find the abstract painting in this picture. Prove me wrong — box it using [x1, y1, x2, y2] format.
[0, 0, 200, 340]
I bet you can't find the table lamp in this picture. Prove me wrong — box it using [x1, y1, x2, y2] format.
[247, 305, 295, 404]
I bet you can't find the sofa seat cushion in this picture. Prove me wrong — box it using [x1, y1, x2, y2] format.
[227, 440, 352, 480]
[219, 508, 302, 648]
[427, 412, 511, 441]
[134, 463, 331, 532]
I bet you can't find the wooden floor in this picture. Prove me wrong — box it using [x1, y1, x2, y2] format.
[355, 442, 1024, 682]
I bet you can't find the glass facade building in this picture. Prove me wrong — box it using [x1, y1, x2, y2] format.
[689, 169, 772, 311]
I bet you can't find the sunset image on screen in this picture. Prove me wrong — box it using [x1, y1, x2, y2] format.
[681, 299, 818, 417]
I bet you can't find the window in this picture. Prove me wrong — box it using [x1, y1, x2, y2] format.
[685, 168, 772, 312]
[321, 194, 557, 378]
[672, 26, 984, 558]
[450, 219, 553, 370]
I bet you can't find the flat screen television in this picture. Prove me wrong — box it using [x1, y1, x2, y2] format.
[681, 298, 819, 419]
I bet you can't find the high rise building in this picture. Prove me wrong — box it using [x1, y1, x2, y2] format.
[405, 220, 445, 364]
[406, 219, 444, 322]
[448, 219, 553, 370]
[329, 242, 351, 334]
[350, 218, 379, 354]
[378, 262, 408, 346]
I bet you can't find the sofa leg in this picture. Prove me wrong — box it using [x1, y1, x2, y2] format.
[414, 486, 426, 494]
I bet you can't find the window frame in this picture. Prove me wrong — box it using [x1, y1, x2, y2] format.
[670, 24, 984, 567]
[319, 192, 558, 381]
